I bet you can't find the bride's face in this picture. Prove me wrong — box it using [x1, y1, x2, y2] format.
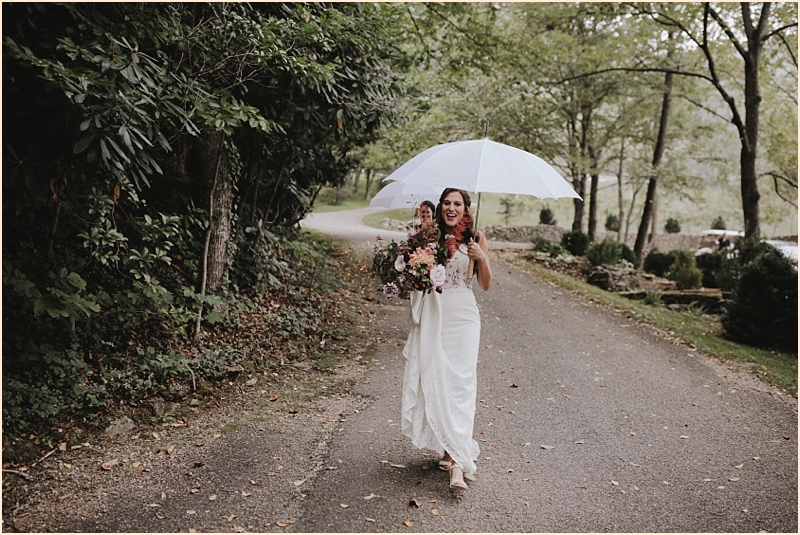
[441, 191, 466, 229]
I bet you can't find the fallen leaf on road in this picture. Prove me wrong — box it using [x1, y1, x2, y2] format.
[161, 492, 167, 500]
[340, 504, 349, 508]
[233, 526, 245, 533]
[269, 396, 278, 402]
[192, 461, 204, 468]
[190, 489, 199, 494]
[364, 493, 381, 500]
[208, 495, 217, 501]
[680, 436, 690, 439]
[574, 441, 584, 445]
[403, 519, 414, 528]
[390, 463, 406, 468]
[379, 460, 390, 464]
[409, 497, 421, 509]
[522, 478, 530, 482]
[63, 463, 72, 468]
[264, 522, 272, 527]
[250, 480, 259, 485]
[540, 445, 554, 450]
[663, 481, 671, 486]
[58, 494, 71, 501]
[717, 486, 726, 489]
[186, 510, 196, 515]
[427, 499, 437, 503]
[507, 469, 514, 473]
[294, 479, 306, 486]
[59, 443, 67, 452]
[510, 384, 518, 388]
[276, 520, 294, 527]
[325, 466, 339, 470]
[132, 461, 141, 468]
[241, 492, 252, 497]
[611, 481, 619, 486]
[146, 504, 161, 508]
[702, 478, 712, 482]
[156, 513, 165, 519]
[753, 456, 760, 460]
[288, 409, 298, 414]
[227, 514, 235, 522]
[734, 464, 744, 469]
[431, 508, 439, 516]
[729, 477, 740, 482]
[100, 464, 113, 471]
[366, 518, 376, 523]
[188, 529, 197, 533]
[784, 435, 790, 440]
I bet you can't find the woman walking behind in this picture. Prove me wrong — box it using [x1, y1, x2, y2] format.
[401, 188, 491, 490]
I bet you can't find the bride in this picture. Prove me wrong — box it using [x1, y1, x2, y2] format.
[401, 188, 492, 490]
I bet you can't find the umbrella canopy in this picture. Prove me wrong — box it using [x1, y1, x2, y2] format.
[369, 180, 444, 210]
[384, 138, 581, 200]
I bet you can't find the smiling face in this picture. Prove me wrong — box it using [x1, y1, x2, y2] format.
[440, 191, 466, 229]
[419, 204, 433, 224]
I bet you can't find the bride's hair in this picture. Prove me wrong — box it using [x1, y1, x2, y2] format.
[435, 188, 476, 244]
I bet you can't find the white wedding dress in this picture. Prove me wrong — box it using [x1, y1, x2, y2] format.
[401, 243, 481, 475]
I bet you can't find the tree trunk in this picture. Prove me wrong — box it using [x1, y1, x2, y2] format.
[587, 144, 600, 242]
[571, 172, 586, 233]
[740, 5, 765, 238]
[649, 196, 658, 246]
[624, 181, 642, 245]
[617, 139, 625, 242]
[634, 68, 673, 265]
[352, 167, 362, 193]
[363, 169, 375, 200]
[193, 130, 232, 292]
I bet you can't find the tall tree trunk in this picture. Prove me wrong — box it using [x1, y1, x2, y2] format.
[624, 181, 642, 245]
[617, 139, 625, 242]
[649, 196, 658, 245]
[363, 169, 375, 200]
[194, 130, 232, 292]
[634, 68, 673, 266]
[740, 5, 765, 238]
[587, 144, 600, 242]
[352, 167, 362, 193]
[571, 168, 586, 233]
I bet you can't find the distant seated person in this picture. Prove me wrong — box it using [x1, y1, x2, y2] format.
[415, 200, 435, 229]
[715, 233, 731, 250]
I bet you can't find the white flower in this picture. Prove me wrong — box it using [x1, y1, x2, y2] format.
[394, 255, 407, 271]
[429, 264, 446, 287]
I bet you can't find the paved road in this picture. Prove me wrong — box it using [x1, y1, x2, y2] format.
[13, 209, 794, 533]
[298, 208, 798, 532]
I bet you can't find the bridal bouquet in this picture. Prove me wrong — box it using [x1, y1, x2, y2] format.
[370, 224, 447, 299]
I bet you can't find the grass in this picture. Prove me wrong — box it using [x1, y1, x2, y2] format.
[500, 253, 798, 397]
[361, 208, 415, 230]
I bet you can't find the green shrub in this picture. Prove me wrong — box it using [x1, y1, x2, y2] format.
[711, 216, 726, 230]
[561, 231, 590, 256]
[531, 236, 566, 257]
[539, 207, 556, 226]
[664, 217, 681, 234]
[721, 247, 798, 352]
[643, 248, 677, 278]
[668, 250, 703, 289]
[620, 243, 639, 268]
[694, 251, 726, 288]
[643, 290, 662, 306]
[605, 214, 620, 232]
[586, 238, 623, 266]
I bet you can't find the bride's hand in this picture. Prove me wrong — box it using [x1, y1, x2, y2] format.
[467, 238, 486, 263]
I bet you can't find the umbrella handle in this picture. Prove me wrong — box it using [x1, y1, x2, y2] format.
[467, 192, 481, 281]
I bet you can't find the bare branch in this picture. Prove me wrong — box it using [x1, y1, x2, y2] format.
[763, 22, 799, 44]
[677, 93, 731, 122]
[707, 4, 748, 58]
[761, 171, 799, 207]
[553, 66, 714, 85]
[423, 3, 496, 62]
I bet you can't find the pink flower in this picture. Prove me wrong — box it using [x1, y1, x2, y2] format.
[429, 264, 446, 287]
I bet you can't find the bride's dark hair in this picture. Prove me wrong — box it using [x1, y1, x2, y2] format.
[435, 188, 476, 246]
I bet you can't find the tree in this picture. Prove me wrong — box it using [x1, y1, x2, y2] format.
[630, 2, 798, 238]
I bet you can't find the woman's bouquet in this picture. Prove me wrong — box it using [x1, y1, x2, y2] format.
[370, 224, 447, 299]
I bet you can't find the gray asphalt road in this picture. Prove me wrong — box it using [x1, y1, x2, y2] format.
[296, 209, 798, 532]
[10, 209, 794, 533]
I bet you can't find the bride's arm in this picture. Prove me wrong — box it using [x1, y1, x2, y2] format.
[470, 231, 492, 291]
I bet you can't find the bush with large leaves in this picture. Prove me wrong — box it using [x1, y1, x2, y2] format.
[2, 2, 402, 429]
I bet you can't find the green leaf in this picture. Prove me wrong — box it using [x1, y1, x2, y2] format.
[65, 272, 87, 290]
[73, 134, 95, 154]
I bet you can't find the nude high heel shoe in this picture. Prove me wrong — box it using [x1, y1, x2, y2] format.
[449, 463, 468, 490]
